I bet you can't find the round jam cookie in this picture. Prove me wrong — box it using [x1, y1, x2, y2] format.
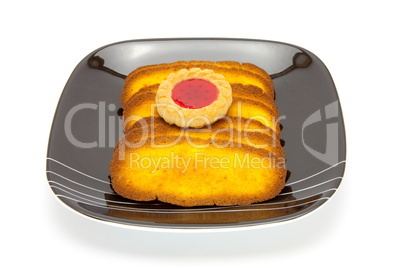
[155, 68, 232, 128]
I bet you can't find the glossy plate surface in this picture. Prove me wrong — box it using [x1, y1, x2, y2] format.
[46, 38, 346, 230]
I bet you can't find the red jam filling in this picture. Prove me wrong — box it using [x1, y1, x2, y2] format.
[172, 79, 219, 109]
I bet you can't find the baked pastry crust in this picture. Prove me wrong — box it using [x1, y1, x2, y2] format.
[110, 135, 286, 207]
[123, 83, 280, 133]
[155, 68, 232, 128]
[121, 61, 274, 107]
[110, 60, 286, 207]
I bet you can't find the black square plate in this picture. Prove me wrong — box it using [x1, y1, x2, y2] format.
[46, 38, 346, 230]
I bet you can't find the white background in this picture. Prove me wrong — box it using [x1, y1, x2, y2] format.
[2, 0, 401, 267]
